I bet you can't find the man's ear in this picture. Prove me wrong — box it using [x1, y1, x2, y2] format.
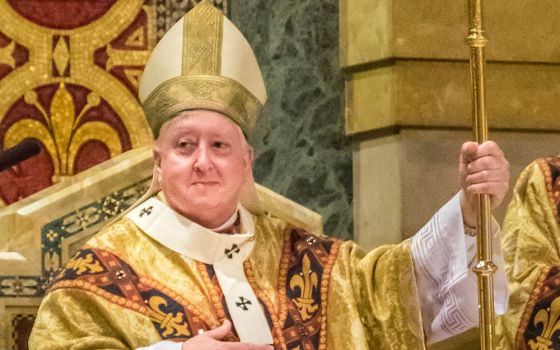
[153, 147, 161, 165]
[243, 146, 255, 177]
[153, 146, 163, 183]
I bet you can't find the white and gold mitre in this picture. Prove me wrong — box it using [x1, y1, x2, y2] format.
[139, 1, 267, 137]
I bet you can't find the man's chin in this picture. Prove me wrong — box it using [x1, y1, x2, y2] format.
[182, 195, 223, 211]
[189, 201, 221, 211]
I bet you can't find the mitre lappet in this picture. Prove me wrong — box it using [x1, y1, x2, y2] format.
[137, 0, 267, 214]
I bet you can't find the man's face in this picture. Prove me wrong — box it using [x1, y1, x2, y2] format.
[154, 110, 252, 224]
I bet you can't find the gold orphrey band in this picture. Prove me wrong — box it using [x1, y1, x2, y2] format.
[183, 1, 223, 76]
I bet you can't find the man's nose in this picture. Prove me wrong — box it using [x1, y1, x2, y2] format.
[193, 144, 212, 172]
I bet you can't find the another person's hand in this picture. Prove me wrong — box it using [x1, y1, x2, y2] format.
[181, 320, 274, 350]
[459, 141, 510, 228]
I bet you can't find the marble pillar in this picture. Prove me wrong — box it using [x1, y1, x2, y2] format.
[231, 0, 352, 239]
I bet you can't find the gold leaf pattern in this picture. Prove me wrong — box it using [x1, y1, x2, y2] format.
[5, 84, 123, 179]
[52, 37, 69, 75]
[124, 26, 145, 47]
[106, 45, 151, 71]
[123, 69, 143, 89]
[68, 121, 122, 174]
[0, 0, 154, 192]
[0, 41, 15, 68]
[50, 83, 75, 174]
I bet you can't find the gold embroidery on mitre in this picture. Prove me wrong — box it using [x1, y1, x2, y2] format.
[146, 295, 191, 338]
[143, 75, 260, 137]
[67, 253, 104, 276]
[290, 254, 319, 321]
[528, 296, 560, 350]
[183, 1, 223, 75]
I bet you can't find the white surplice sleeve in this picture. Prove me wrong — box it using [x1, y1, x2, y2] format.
[411, 192, 509, 344]
[137, 341, 182, 350]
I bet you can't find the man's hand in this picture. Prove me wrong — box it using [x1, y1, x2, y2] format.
[181, 320, 273, 350]
[459, 141, 510, 228]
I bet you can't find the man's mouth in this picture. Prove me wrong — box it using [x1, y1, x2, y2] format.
[191, 181, 219, 186]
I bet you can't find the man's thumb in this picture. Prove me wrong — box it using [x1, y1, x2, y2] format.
[204, 319, 232, 340]
[460, 141, 478, 164]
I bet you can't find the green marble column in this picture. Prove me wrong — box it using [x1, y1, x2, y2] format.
[231, 0, 352, 239]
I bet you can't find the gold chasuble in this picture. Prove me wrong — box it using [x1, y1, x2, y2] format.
[496, 157, 560, 349]
[29, 198, 424, 349]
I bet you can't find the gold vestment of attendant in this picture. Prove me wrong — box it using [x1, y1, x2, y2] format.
[496, 157, 560, 349]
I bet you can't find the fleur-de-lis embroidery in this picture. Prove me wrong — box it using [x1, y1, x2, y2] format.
[67, 253, 104, 275]
[289, 254, 319, 321]
[529, 296, 560, 350]
[145, 296, 191, 338]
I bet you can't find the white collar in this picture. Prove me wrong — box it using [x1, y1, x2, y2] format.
[126, 197, 256, 265]
[210, 206, 240, 231]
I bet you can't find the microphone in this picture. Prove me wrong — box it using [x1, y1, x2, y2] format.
[0, 139, 41, 172]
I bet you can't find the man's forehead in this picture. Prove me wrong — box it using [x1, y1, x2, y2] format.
[157, 110, 242, 140]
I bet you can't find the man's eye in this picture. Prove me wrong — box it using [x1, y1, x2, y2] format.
[177, 140, 195, 148]
[212, 141, 228, 149]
